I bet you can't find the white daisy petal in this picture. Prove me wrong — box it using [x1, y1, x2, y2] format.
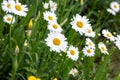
[43, 11, 57, 23]
[110, 1, 120, 12]
[3, 14, 15, 24]
[84, 26, 96, 38]
[11, 1, 28, 16]
[2, 0, 15, 13]
[69, 68, 78, 77]
[107, 8, 116, 16]
[102, 29, 115, 41]
[98, 42, 109, 54]
[66, 45, 79, 61]
[70, 14, 92, 35]
[49, 0, 57, 12]
[85, 38, 95, 49]
[114, 35, 120, 50]
[47, 22, 63, 32]
[45, 32, 68, 53]
[82, 46, 95, 57]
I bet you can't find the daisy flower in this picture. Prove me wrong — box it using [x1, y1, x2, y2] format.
[98, 42, 109, 54]
[82, 46, 95, 57]
[66, 45, 79, 61]
[11, 0, 28, 16]
[84, 26, 96, 38]
[3, 14, 15, 24]
[45, 32, 68, 53]
[43, 11, 57, 23]
[114, 35, 120, 50]
[102, 29, 115, 41]
[69, 68, 78, 77]
[1, 0, 15, 13]
[48, 22, 63, 32]
[42, 2, 49, 9]
[85, 38, 95, 49]
[49, 0, 57, 12]
[70, 14, 91, 35]
[110, 1, 120, 13]
[107, 8, 116, 16]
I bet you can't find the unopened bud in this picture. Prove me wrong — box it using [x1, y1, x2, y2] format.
[24, 40, 28, 46]
[80, 0, 83, 5]
[98, 33, 101, 36]
[53, 78, 57, 80]
[28, 19, 33, 29]
[43, 2, 49, 9]
[15, 45, 19, 54]
[27, 30, 32, 37]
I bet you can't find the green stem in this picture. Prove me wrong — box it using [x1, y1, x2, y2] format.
[9, 25, 12, 49]
[11, 56, 18, 80]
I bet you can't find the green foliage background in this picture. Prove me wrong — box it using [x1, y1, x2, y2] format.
[0, 0, 120, 80]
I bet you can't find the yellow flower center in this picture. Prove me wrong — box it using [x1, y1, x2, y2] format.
[72, 70, 76, 74]
[15, 4, 22, 11]
[106, 33, 111, 38]
[114, 5, 117, 9]
[87, 29, 92, 33]
[101, 47, 105, 51]
[70, 50, 75, 55]
[48, 15, 53, 20]
[7, 4, 11, 9]
[87, 49, 91, 54]
[53, 38, 61, 46]
[7, 17, 12, 21]
[53, 24, 58, 29]
[76, 21, 83, 28]
[51, 4, 54, 9]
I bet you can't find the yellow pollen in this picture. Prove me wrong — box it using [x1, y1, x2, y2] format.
[7, 17, 12, 21]
[53, 38, 61, 46]
[87, 49, 91, 54]
[51, 4, 54, 9]
[72, 70, 76, 74]
[70, 50, 75, 55]
[53, 24, 58, 29]
[114, 5, 117, 8]
[76, 21, 83, 28]
[106, 33, 111, 38]
[7, 4, 11, 9]
[87, 29, 92, 33]
[48, 16, 53, 20]
[15, 4, 22, 11]
[101, 47, 105, 51]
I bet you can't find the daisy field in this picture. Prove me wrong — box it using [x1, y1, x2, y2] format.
[0, 0, 120, 80]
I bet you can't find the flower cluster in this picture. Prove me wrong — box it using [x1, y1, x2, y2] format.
[70, 14, 96, 37]
[107, 1, 120, 16]
[43, 0, 115, 62]
[1, 0, 28, 24]
[102, 29, 120, 50]
[43, 0, 57, 12]
[43, 0, 115, 78]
